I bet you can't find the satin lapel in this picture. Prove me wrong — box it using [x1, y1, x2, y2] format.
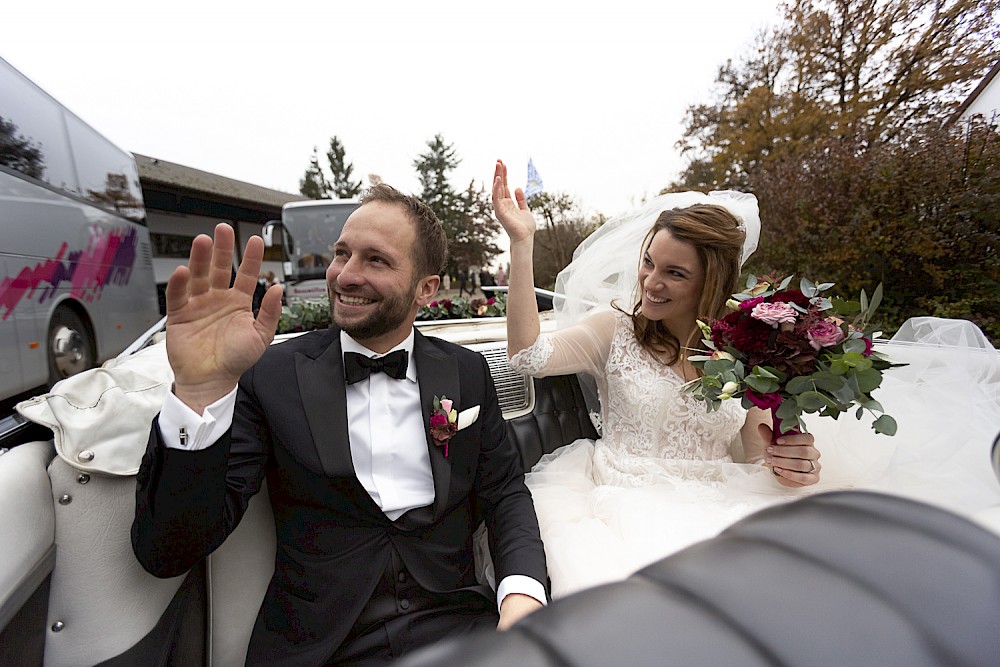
[414, 331, 458, 517]
[295, 335, 355, 477]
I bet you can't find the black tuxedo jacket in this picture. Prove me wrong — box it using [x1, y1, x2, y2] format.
[132, 327, 547, 665]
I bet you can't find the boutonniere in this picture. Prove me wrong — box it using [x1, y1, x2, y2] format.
[430, 395, 458, 457]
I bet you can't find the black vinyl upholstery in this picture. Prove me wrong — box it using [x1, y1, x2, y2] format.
[400, 490, 1000, 667]
[505, 374, 599, 472]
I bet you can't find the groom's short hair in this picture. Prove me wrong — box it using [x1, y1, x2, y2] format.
[360, 184, 448, 279]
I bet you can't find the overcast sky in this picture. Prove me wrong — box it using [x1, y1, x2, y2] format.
[5, 0, 783, 219]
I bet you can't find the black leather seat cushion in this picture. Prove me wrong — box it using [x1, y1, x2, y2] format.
[505, 375, 598, 472]
[401, 491, 1000, 666]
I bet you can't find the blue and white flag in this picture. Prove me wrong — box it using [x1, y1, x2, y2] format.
[525, 158, 544, 200]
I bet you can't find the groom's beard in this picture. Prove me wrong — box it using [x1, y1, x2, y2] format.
[329, 283, 415, 341]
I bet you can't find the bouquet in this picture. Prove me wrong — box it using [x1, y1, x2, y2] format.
[684, 274, 901, 442]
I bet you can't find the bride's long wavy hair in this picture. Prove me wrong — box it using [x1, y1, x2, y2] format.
[615, 204, 745, 366]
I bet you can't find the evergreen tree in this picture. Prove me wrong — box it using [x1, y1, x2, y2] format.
[299, 147, 331, 199]
[326, 136, 362, 199]
[412, 135, 502, 274]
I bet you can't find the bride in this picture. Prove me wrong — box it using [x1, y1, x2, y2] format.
[491, 160, 1000, 599]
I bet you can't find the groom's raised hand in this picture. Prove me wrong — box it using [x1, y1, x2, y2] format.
[164, 223, 283, 414]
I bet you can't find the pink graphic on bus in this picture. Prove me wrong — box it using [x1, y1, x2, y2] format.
[0, 226, 139, 320]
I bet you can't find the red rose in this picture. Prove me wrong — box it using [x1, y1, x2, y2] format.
[770, 289, 810, 309]
[429, 413, 449, 428]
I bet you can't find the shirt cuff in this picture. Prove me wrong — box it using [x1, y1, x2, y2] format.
[496, 575, 547, 611]
[159, 387, 238, 450]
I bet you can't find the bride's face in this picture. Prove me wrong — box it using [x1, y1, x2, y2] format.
[638, 230, 704, 330]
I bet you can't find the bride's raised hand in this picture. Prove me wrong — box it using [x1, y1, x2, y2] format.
[164, 223, 283, 413]
[492, 159, 536, 244]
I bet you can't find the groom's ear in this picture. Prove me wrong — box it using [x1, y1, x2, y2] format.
[414, 274, 440, 307]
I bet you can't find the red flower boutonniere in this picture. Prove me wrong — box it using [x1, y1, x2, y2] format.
[430, 395, 458, 457]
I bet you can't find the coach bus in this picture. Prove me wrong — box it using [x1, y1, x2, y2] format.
[0, 56, 160, 402]
[262, 198, 358, 304]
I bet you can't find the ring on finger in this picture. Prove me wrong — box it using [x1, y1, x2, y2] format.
[806, 459, 817, 474]
[771, 465, 781, 477]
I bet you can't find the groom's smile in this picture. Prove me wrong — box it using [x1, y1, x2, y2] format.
[327, 201, 428, 352]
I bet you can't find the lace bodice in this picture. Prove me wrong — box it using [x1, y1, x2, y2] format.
[511, 311, 745, 476]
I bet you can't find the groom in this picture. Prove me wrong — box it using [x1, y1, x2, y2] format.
[131, 184, 547, 665]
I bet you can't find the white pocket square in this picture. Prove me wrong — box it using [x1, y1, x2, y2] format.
[456, 406, 480, 431]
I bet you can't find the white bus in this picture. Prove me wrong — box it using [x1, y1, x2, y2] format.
[263, 198, 359, 303]
[0, 57, 160, 402]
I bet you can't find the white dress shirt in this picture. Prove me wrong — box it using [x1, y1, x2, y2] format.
[158, 329, 545, 609]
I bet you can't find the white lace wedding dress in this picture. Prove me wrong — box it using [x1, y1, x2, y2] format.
[511, 310, 1000, 599]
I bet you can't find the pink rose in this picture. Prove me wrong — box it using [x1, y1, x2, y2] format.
[862, 337, 873, 356]
[750, 302, 797, 327]
[806, 320, 845, 350]
[440, 398, 453, 413]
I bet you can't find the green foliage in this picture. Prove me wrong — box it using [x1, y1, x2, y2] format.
[669, 0, 1000, 343]
[299, 147, 332, 200]
[417, 293, 507, 321]
[685, 274, 903, 436]
[275, 293, 509, 334]
[326, 136, 362, 199]
[413, 135, 501, 272]
[299, 136, 362, 200]
[277, 299, 332, 334]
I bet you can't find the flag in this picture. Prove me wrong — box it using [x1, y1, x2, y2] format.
[525, 158, 544, 200]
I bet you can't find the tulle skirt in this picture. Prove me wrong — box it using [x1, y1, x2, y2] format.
[526, 318, 1000, 599]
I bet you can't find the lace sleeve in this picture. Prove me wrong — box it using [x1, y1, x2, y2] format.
[510, 310, 619, 378]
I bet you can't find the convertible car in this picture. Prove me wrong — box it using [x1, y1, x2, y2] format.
[1, 312, 998, 666]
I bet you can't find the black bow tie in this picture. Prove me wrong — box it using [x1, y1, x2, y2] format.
[344, 350, 408, 384]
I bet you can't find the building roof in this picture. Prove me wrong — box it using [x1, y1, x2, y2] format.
[949, 59, 1000, 125]
[134, 153, 308, 209]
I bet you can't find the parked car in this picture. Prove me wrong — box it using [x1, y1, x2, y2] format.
[1, 311, 998, 666]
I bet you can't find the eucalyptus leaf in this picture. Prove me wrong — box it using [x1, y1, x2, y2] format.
[854, 368, 882, 393]
[872, 414, 897, 436]
[800, 277, 817, 297]
[745, 375, 779, 394]
[843, 338, 867, 354]
[829, 359, 850, 375]
[746, 274, 758, 289]
[776, 400, 799, 419]
[778, 275, 794, 291]
[816, 282, 835, 291]
[780, 417, 801, 434]
[785, 376, 815, 394]
[796, 390, 831, 412]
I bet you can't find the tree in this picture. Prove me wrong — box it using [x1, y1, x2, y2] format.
[450, 181, 502, 273]
[412, 134, 503, 273]
[326, 136, 362, 199]
[669, 0, 1000, 340]
[299, 147, 331, 199]
[299, 136, 363, 200]
[750, 119, 1000, 341]
[527, 192, 603, 290]
[673, 0, 999, 190]
[0, 115, 45, 179]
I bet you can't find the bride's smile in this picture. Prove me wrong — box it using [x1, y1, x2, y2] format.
[637, 230, 704, 329]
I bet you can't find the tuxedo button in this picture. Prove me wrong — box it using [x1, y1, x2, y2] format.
[398, 572, 407, 583]
[400, 599, 410, 610]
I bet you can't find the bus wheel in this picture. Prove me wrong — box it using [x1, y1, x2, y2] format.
[47, 307, 95, 385]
